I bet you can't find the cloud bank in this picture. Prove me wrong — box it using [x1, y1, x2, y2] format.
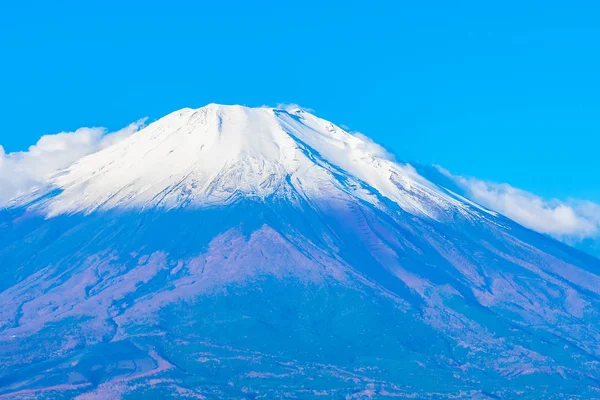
[0, 119, 146, 205]
[438, 167, 600, 244]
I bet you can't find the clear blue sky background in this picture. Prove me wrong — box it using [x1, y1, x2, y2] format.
[1, 1, 599, 202]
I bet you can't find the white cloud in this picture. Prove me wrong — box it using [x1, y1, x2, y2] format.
[438, 167, 600, 243]
[274, 103, 315, 113]
[351, 132, 395, 161]
[0, 119, 146, 205]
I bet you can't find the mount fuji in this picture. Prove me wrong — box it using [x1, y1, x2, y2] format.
[1, 104, 599, 399]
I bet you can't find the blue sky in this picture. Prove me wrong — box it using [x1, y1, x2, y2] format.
[1, 0, 599, 205]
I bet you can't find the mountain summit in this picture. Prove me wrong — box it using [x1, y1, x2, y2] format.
[1, 104, 600, 399]
[35, 103, 465, 219]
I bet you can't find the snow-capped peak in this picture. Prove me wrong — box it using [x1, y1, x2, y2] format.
[30, 104, 467, 218]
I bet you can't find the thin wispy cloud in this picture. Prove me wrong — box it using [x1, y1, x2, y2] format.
[274, 103, 315, 113]
[351, 132, 395, 161]
[438, 166, 600, 243]
[0, 119, 146, 205]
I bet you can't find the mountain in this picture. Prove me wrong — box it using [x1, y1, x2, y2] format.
[1, 104, 599, 399]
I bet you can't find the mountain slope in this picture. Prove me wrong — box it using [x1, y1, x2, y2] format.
[1, 104, 600, 399]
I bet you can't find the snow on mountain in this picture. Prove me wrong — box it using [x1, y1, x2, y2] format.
[29, 104, 469, 220]
[1, 104, 600, 399]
